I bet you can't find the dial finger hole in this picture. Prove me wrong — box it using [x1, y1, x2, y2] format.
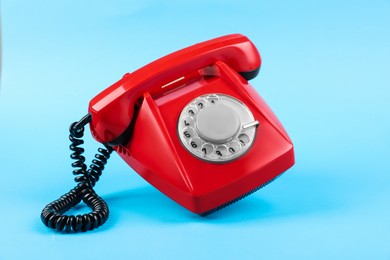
[201, 143, 214, 155]
[182, 116, 194, 127]
[228, 141, 241, 154]
[183, 127, 195, 139]
[195, 99, 207, 110]
[207, 94, 219, 104]
[185, 106, 198, 116]
[238, 134, 250, 146]
[189, 137, 203, 150]
[215, 145, 228, 157]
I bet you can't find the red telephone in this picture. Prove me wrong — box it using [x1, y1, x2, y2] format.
[41, 34, 294, 232]
[89, 34, 294, 214]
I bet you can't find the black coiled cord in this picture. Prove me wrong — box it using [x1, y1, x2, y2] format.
[41, 114, 114, 232]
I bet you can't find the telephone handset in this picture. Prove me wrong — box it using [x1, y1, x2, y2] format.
[89, 34, 261, 145]
[41, 34, 294, 232]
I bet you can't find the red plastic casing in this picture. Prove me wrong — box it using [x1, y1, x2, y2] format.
[88, 34, 294, 214]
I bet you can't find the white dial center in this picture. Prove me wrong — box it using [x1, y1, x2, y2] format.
[196, 104, 240, 144]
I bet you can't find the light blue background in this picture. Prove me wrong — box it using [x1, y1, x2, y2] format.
[1, 0, 389, 259]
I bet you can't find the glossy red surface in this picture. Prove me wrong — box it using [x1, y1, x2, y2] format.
[88, 34, 294, 214]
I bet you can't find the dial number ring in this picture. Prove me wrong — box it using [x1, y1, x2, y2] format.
[178, 94, 258, 162]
